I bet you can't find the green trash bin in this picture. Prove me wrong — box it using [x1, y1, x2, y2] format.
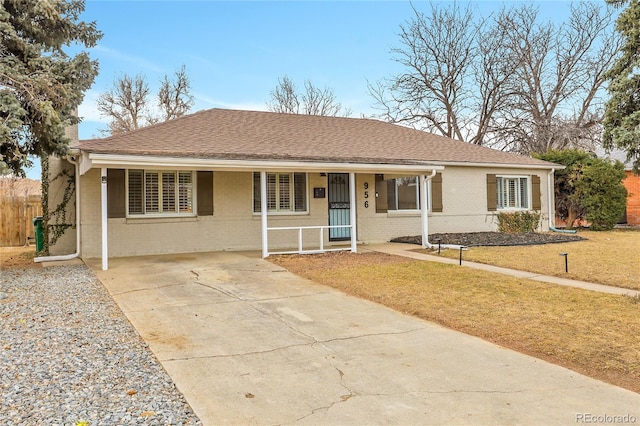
[33, 216, 44, 252]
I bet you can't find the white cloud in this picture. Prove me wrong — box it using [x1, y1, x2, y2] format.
[78, 90, 106, 123]
[93, 45, 165, 74]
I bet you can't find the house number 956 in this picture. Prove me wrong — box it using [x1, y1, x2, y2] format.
[363, 182, 369, 208]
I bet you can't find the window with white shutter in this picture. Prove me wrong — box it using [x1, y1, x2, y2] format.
[253, 172, 308, 214]
[127, 170, 195, 216]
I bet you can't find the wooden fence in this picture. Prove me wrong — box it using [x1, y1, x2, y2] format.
[0, 195, 42, 247]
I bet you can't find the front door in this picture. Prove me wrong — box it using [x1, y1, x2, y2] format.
[328, 173, 351, 241]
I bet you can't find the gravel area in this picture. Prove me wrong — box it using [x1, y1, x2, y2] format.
[0, 265, 202, 425]
[391, 231, 586, 247]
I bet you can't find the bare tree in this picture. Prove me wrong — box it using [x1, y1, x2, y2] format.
[157, 65, 194, 122]
[267, 75, 351, 117]
[493, 2, 620, 154]
[369, 3, 492, 144]
[371, 2, 619, 153]
[97, 74, 152, 135]
[98, 66, 194, 136]
[267, 75, 300, 114]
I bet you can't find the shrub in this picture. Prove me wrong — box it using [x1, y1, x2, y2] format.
[497, 211, 541, 233]
[576, 161, 627, 231]
[535, 149, 627, 230]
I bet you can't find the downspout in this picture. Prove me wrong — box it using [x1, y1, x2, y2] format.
[420, 170, 461, 250]
[34, 155, 81, 263]
[547, 169, 577, 234]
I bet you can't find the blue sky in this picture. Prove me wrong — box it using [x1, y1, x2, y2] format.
[24, 0, 592, 179]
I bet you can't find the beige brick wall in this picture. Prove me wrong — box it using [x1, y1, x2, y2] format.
[354, 174, 422, 243]
[356, 167, 552, 244]
[47, 156, 77, 255]
[47, 120, 80, 255]
[79, 167, 552, 258]
[80, 171, 334, 258]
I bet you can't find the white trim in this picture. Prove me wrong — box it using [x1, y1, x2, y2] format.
[386, 210, 422, 217]
[260, 171, 268, 258]
[548, 170, 555, 229]
[427, 161, 563, 170]
[252, 171, 309, 215]
[101, 167, 108, 271]
[125, 169, 196, 218]
[81, 152, 560, 174]
[386, 175, 425, 211]
[349, 172, 357, 253]
[496, 175, 531, 210]
[420, 172, 435, 249]
[84, 153, 444, 174]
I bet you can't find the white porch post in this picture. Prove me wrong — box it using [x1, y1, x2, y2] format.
[261, 171, 268, 258]
[349, 172, 357, 253]
[420, 174, 429, 249]
[101, 167, 108, 270]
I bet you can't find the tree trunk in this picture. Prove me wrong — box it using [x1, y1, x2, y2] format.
[566, 209, 579, 230]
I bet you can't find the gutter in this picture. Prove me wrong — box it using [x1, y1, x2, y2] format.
[34, 155, 82, 263]
[547, 169, 577, 234]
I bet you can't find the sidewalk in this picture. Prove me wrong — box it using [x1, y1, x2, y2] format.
[367, 242, 640, 298]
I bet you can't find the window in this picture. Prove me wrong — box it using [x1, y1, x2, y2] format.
[387, 176, 421, 210]
[376, 173, 442, 213]
[253, 172, 307, 213]
[496, 176, 529, 209]
[128, 170, 194, 216]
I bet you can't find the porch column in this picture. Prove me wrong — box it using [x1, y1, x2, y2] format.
[349, 172, 357, 253]
[420, 174, 429, 249]
[101, 167, 108, 270]
[261, 171, 268, 258]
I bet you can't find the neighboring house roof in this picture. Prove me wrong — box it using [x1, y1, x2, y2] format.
[78, 108, 557, 169]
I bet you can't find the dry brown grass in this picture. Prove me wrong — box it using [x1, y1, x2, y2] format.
[431, 230, 640, 290]
[0, 245, 38, 270]
[270, 251, 640, 394]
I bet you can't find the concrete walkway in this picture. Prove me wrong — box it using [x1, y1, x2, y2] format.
[368, 242, 640, 297]
[87, 251, 640, 425]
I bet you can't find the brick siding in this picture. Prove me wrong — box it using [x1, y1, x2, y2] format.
[623, 171, 640, 225]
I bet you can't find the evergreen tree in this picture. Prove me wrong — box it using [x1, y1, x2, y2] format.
[602, 0, 640, 170]
[0, 0, 101, 176]
[536, 150, 627, 230]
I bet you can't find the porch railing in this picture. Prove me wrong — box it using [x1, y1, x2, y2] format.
[266, 224, 352, 256]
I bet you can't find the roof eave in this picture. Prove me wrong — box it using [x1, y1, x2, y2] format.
[81, 153, 445, 175]
[429, 160, 564, 170]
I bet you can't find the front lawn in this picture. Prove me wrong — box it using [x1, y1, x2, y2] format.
[270, 251, 640, 394]
[430, 230, 640, 290]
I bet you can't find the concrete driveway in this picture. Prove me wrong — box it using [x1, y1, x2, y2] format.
[88, 251, 640, 425]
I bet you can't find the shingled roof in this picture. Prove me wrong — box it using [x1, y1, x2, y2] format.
[79, 108, 556, 168]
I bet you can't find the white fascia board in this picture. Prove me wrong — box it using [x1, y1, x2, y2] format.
[431, 161, 564, 170]
[85, 153, 445, 174]
[79, 151, 93, 175]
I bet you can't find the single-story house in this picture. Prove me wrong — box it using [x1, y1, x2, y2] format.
[46, 108, 562, 270]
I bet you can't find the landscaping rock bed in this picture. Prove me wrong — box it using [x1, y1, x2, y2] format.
[0, 265, 202, 425]
[391, 232, 585, 247]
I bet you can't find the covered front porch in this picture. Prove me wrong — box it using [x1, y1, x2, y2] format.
[79, 152, 443, 270]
